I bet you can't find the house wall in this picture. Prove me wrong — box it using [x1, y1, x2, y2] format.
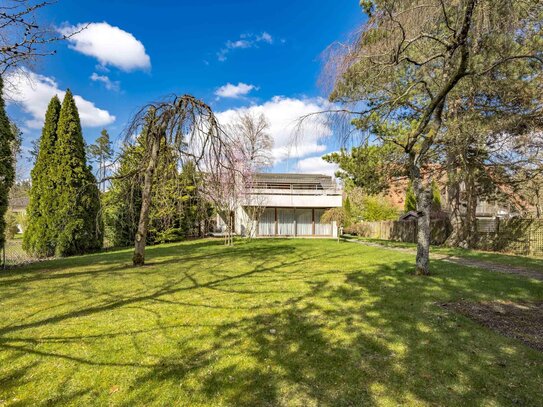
[215, 185, 342, 239]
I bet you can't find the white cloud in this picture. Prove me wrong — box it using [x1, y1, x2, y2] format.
[5, 69, 116, 129]
[217, 32, 274, 61]
[295, 155, 339, 177]
[257, 32, 273, 44]
[90, 72, 120, 92]
[59, 22, 151, 71]
[215, 82, 257, 98]
[217, 96, 334, 163]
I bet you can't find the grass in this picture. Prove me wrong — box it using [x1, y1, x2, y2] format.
[0, 238, 542, 406]
[348, 236, 543, 274]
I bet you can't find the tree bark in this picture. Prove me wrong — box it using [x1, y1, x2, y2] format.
[445, 177, 463, 246]
[411, 162, 432, 275]
[464, 171, 478, 248]
[133, 134, 160, 266]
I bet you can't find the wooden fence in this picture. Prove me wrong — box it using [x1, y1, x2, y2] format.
[345, 218, 543, 256]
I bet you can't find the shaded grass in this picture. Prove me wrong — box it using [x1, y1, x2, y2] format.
[350, 236, 543, 274]
[0, 239, 542, 406]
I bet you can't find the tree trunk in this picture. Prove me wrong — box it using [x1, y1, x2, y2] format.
[445, 176, 465, 247]
[464, 171, 478, 248]
[411, 162, 432, 275]
[133, 134, 160, 266]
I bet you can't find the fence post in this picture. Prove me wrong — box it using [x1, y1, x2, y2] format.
[1, 241, 5, 270]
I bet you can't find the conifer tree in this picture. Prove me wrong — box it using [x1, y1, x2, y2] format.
[54, 90, 102, 256]
[404, 183, 417, 213]
[0, 76, 15, 248]
[23, 96, 61, 257]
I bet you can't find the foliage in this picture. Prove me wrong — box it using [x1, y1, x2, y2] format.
[23, 96, 61, 257]
[122, 95, 231, 265]
[321, 207, 349, 227]
[361, 195, 398, 221]
[4, 209, 18, 239]
[327, 0, 543, 274]
[404, 183, 417, 213]
[0, 239, 542, 405]
[53, 90, 102, 256]
[343, 196, 352, 227]
[0, 76, 15, 248]
[404, 180, 441, 213]
[323, 143, 403, 194]
[105, 133, 210, 248]
[431, 181, 441, 210]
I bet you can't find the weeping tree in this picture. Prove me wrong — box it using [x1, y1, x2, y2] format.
[124, 95, 232, 266]
[322, 0, 543, 274]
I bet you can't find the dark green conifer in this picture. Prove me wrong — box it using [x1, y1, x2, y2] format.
[54, 90, 102, 256]
[23, 95, 61, 257]
[0, 76, 15, 248]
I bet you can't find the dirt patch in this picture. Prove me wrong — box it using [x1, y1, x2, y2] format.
[442, 301, 543, 352]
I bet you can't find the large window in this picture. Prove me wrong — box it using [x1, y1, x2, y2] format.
[277, 208, 295, 235]
[314, 208, 332, 236]
[258, 208, 275, 236]
[257, 208, 333, 236]
[296, 209, 312, 235]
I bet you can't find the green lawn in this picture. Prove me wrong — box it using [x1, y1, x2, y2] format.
[348, 237, 543, 274]
[0, 239, 542, 406]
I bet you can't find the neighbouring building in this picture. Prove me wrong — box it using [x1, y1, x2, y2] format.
[216, 173, 343, 238]
[387, 177, 522, 219]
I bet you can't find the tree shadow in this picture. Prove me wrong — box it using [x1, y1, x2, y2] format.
[0, 240, 541, 405]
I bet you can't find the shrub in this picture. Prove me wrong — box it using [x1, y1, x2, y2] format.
[362, 195, 398, 221]
[4, 210, 19, 240]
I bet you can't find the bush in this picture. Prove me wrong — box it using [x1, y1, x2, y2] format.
[4, 210, 19, 240]
[361, 195, 398, 221]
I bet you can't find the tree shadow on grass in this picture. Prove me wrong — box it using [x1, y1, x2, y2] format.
[184, 260, 543, 406]
[0, 241, 541, 405]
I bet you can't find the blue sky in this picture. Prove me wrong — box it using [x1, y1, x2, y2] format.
[6, 0, 365, 177]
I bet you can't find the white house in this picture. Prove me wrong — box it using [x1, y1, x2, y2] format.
[216, 173, 343, 238]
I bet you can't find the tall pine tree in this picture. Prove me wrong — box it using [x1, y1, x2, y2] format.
[23, 96, 62, 257]
[53, 90, 102, 256]
[0, 76, 15, 249]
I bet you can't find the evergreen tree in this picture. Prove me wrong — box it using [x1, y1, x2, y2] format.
[431, 180, 442, 211]
[0, 76, 15, 248]
[404, 181, 441, 214]
[404, 183, 417, 213]
[53, 90, 102, 256]
[104, 141, 144, 247]
[343, 196, 352, 227]
[23, 95, 61, 257]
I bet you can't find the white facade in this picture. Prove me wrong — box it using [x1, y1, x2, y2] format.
[216, 173, 343, 238]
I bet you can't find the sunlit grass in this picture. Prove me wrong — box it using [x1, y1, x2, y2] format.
[349, 236, 543, 273]
[0, 239, 541, 406]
